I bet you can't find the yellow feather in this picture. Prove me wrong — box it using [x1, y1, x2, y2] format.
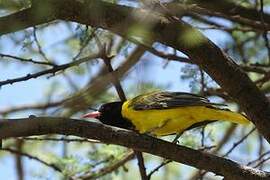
[122, 100, 250, 136]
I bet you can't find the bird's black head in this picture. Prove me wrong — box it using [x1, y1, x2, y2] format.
[83, 102, 133, 130]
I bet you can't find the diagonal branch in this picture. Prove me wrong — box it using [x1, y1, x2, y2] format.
[33, 27, 50, 62]
[0, 53, 101, 87]
[0, 1, 56, 35]
[76, 151, 135, 179]
[0, 99, 64, 115]
[1, 147, 62, 173]
[0, 53, 55, 66]
[186, 0, 270, 24]
[63, 45, 147, 112]
[0, 117, 269, 180]
[165, 0, 270, 30]
[223, 127, 256, 157]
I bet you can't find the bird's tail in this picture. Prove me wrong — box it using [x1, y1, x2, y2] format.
[215, 108, 250, 125]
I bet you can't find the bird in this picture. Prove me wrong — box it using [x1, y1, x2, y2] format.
[83, 91, 250, 136]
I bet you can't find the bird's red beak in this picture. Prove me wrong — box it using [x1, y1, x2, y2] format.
[82, 111, 101, 118]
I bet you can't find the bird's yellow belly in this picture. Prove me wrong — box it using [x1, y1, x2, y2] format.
[121, 102, 219, 136]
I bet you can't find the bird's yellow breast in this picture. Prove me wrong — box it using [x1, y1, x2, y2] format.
[121, 100, 249, 136]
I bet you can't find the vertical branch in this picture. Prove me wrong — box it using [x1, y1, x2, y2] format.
[136, 152, 148, 180]
[199, 68, 206, 147]
[15, 139, 24, 180]
[258, 135, 265, 169]
[103, 54, 148, 179]
[102, 54, 127, 101]
[62, 139, 68, 158]
[103, 53, 148, 180]
[94, 35, 126, 100]
[96, 35, 147, 179]
[200, 126, 205, 147]
[33, 27, 50, 62]
[199, 68, 206, 96]
[193, 68, 209, 179]
[103, 52, 148, 180]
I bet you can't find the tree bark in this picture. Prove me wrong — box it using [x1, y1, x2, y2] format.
[0, 117, 269, 180]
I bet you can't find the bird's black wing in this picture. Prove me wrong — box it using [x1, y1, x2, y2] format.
[129, 91, 225, 110]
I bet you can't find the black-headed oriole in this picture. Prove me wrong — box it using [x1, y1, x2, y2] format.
[83, 91, 250, 136]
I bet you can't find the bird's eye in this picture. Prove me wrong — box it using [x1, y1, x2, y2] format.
[99, 105, 108, 112]
[99, 106, 104, 111]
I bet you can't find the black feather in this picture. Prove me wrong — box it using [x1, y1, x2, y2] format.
[129, 91, 225, 110]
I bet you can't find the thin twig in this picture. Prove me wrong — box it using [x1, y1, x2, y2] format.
[254, 70, 270, 86]
[72, 28, 97, 60]
[19, 137, 101, 143]
[0, 54, 101, 87]
[241, 65, 268, 74]
[33, 27, 50, 62]
[63, 73, 79, 91]
[200, 126, 206, 147]
[223, 127, 256, 157]
[135, 152, 148, 180]
[15, 139, 24, 180]
[258, 135, 265, 169]
[148, 159, 172, 179]
[247, 150, 270, 166]
[94, 36, 127, 101]
[199, 68, 206, 148]
[128, 36, 192, 64]
[248, 63, 270, 67]
[254, 156, 270, 168]
[76, 151, 135, 180]
[63, 45, 147, 113]
[213, 124, 237, 153]
[1, 147, 62, 173]
[0, 99, 64, 115]
[148, 46, 191, 63]
[0, 53, 55, 66]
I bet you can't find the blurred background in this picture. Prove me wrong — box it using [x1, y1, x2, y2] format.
[1, 0, 270, 179]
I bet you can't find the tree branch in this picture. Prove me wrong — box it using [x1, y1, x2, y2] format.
[0, 100, 64, 115]
[0, 53, 55, 66]
[76, 151, 135, 180]
[165, 0, 270, 30]
[222, 127, 256, 157]
[0, 1, 57, 35]
[15, 140, 24, 180]
[18, 137, 101, 143]
[187, 0, 270, 24]
[63, 45, 147, 112]
[0, 117, 269, 180]
[0, 54, 101, 87]
[1, 147, 62, 173]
